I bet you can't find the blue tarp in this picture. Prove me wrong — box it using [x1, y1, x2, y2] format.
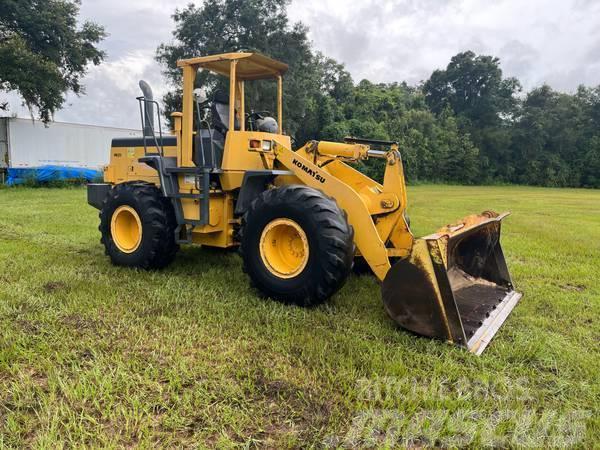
[6, 165, 102, 185]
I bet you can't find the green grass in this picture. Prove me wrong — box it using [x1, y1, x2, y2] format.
[0, 185, 598, 448]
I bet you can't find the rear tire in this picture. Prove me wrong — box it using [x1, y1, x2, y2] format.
[99, 182, 179, 269]
[239, 185, 354, 306]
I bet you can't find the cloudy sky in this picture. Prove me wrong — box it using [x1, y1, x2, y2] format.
[5, 0, 600, 129]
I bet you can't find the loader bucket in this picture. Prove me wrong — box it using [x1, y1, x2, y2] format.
[382, 212, 522, 355]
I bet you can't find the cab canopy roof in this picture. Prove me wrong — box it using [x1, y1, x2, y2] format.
[177, 52, 288, 81]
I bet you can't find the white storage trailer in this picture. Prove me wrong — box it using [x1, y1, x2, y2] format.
[0, 117, 140, 183]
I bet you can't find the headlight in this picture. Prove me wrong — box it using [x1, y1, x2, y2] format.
[261, 140, 272, 152]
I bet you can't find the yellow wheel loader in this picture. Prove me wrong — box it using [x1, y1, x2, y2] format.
[87, 52, 522, 354]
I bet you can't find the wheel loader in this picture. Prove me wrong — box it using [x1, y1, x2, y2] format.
[87, 52, 522, 354]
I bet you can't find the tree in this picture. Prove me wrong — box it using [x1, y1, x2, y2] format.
[510, 84, 596, 187]
[0, 0, 106, 122]
[156, 0, 351, 142]
[423, 51, 520, 127]
[319, 80, 480, 184]
[575, 86, 600, 187]
[423, 51, 520, 181]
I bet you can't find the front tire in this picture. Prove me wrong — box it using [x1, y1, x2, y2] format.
[99, 183, 179, 269]
[239, 185, 354, 306]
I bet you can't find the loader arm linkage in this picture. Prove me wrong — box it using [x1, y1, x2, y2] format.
[272, 140, 413, 281]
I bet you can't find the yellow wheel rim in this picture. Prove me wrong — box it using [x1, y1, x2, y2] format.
[110, 205, 142, 253]
[259, 218, 309, 279]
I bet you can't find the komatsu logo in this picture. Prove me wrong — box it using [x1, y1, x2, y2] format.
[292, 158, 326, 184]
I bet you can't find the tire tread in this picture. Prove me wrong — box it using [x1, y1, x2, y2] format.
[99, 182, 179, 269]
[239, 184, 355, 306]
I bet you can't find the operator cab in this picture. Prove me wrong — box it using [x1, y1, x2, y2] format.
[175, 52, 288, 171]
[192, 88, 279, 170]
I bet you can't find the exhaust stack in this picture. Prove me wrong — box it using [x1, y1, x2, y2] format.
[139, 80, 154, 137]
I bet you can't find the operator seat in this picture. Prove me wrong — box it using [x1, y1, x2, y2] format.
[193, 90, 239, 169]
[211, 90, 240, 135]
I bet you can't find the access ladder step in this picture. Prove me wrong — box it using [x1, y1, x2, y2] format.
[170, 193, 206, 199]
[164, 166, 223, 174]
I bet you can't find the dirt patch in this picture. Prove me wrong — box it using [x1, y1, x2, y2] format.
[16, 318, 41, 335]
[560, 283, 586, 292]
[78, 348, 95, 361]
[254, 373, 302, 402]
[43, 281, 68, 293]
[60, 313, 103, 336]
[27, 368, 49, 390]
[62, 313, 91, 328]
[251, 371, 333, 445]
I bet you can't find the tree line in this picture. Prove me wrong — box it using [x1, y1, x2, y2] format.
[156, 0, 599, 188]
[2, 1, 597, 188]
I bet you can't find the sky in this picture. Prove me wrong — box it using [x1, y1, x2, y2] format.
[4, 0, 600, 129]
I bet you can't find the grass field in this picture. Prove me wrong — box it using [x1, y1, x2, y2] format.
[0, 185, 598, 448]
